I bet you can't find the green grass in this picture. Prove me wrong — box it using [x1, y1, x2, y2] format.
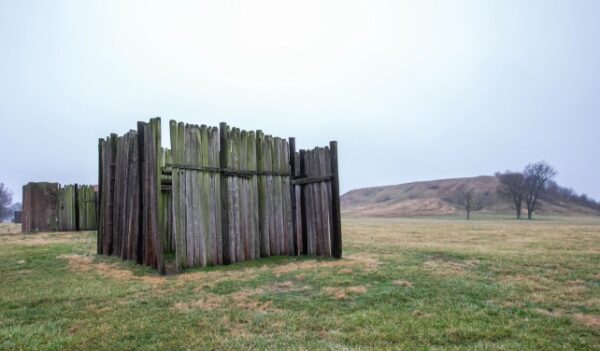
[1, 217, 599, 350]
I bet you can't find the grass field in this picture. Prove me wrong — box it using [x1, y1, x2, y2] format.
[1, 217, 599, 350]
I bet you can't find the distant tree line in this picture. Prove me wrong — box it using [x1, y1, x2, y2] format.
[0, 183, 13, 221]
[496, 161, 557, 219]
[544, 180, 600, 211]
[450, 161, 598, 220]
[0, 183, 22, 223]
[495, 161, 599, 219]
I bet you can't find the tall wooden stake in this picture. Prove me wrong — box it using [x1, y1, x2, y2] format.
[219, 122, 232, 264]
[289, 137, 298, 255]
[329, 141, 342, 259]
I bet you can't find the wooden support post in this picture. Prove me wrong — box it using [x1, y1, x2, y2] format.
[329, 141, 342, 259]
[289, 138, 298, 255]
[136, 123, 146, 264]
[98, 138, 103, 254]
[74, 184, 80, 231]
[299, 149, 308, 255]
[256, 130, 270, 257]
[220, 122, 232, 264]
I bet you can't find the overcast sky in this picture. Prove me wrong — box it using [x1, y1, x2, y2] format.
[1, 0, 599, 203]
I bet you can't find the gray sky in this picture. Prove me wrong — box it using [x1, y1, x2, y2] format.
[1, 0, 599, 203]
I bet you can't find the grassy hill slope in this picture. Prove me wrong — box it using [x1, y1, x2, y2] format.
[341, 176, 600, 217]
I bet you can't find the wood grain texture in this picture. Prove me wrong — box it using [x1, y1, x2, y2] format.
[97, 118, 343, 272]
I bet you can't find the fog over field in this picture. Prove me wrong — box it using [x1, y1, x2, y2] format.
[1, 0, 599, 202]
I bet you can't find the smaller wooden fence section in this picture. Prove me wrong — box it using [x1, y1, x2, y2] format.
[22, 182, 97, 233]
[292, 144, 342, 258]
[23, 182, 59, 232]
[98, 118, 341, 274]
[58, 185, 97, 231]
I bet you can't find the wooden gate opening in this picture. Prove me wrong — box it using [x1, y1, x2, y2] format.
[97, 118, 341, 274]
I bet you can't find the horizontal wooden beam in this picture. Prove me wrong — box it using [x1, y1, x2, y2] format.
[163, 164, 291, 178]
[291, 175, 333, 186]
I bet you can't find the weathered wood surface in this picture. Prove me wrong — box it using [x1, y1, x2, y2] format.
[58, 185, 77, 231]
[97, 120, 164, 273]
[98, 117, 342, 273]
[23, 182, 97, 233]
[77, 185, 97, 231]
[291, 147, 340, 257]
[170, 123, 225, 270]
[22, 182, 59, 233]
[97, 138, 103, 254]
[57, 184, 98, 232]
[329, 141, 342, 259]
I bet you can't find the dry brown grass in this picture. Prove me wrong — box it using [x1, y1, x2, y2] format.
[343, 198, 458, 217]
[411, 310, 433, 318]
[345, 217, 600, 332]
[343, 217, 600, 257]
[271, 253, 379, 276]
[2, 230, 94, 247]
[533, 309, 600, 330]
[86, 304, 113, 314]
[423, 256, 479, 276]
[3, 216, 600, 349]
[573, 314, 600, 329]
[58, 254, 165, 285]
[324, 285, 368, 300]
[499, 274, 593, 309]
[500, 274, 553, 292]
[0, 223, 21, 234]
[173, 281, 308, 313]
[534, 308, 565, 318]
[393, 280, 413, 288]
[219, 315, 251, 338]
[173, 294, 225, 312]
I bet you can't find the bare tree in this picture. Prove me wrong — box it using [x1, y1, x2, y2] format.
[496, 171, 526, 219]
[458, 188, 483, 220]
[0, 183, 13, 221]
[523, 161, 557, 219]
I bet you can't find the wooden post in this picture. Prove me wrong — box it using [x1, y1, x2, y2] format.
[201, 125, 211, 267]
[98, 138, 103, 253]
[240, 130, 249, 261]
[125, 135, 140, 261]
[312, 149, 324, 256]
[282, 139, 293, 255]
[136, 124, 146, 264]
[248, 131, 260, 259]
[74, 184, 80, 231]
[318, 149, 331, 256]
[256, 130, 270, 257]
[104, 133, 117, 256]
[148, 118, 165, 274]
[329, 141, 342, 259]
[266, 136, 277, 256]
[299, 150, 308, 255]
[211, 127, 223, 265]
[220, 122, 232, 264]
[232, 128, 241, 263]
[288, 138, 297, 255]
